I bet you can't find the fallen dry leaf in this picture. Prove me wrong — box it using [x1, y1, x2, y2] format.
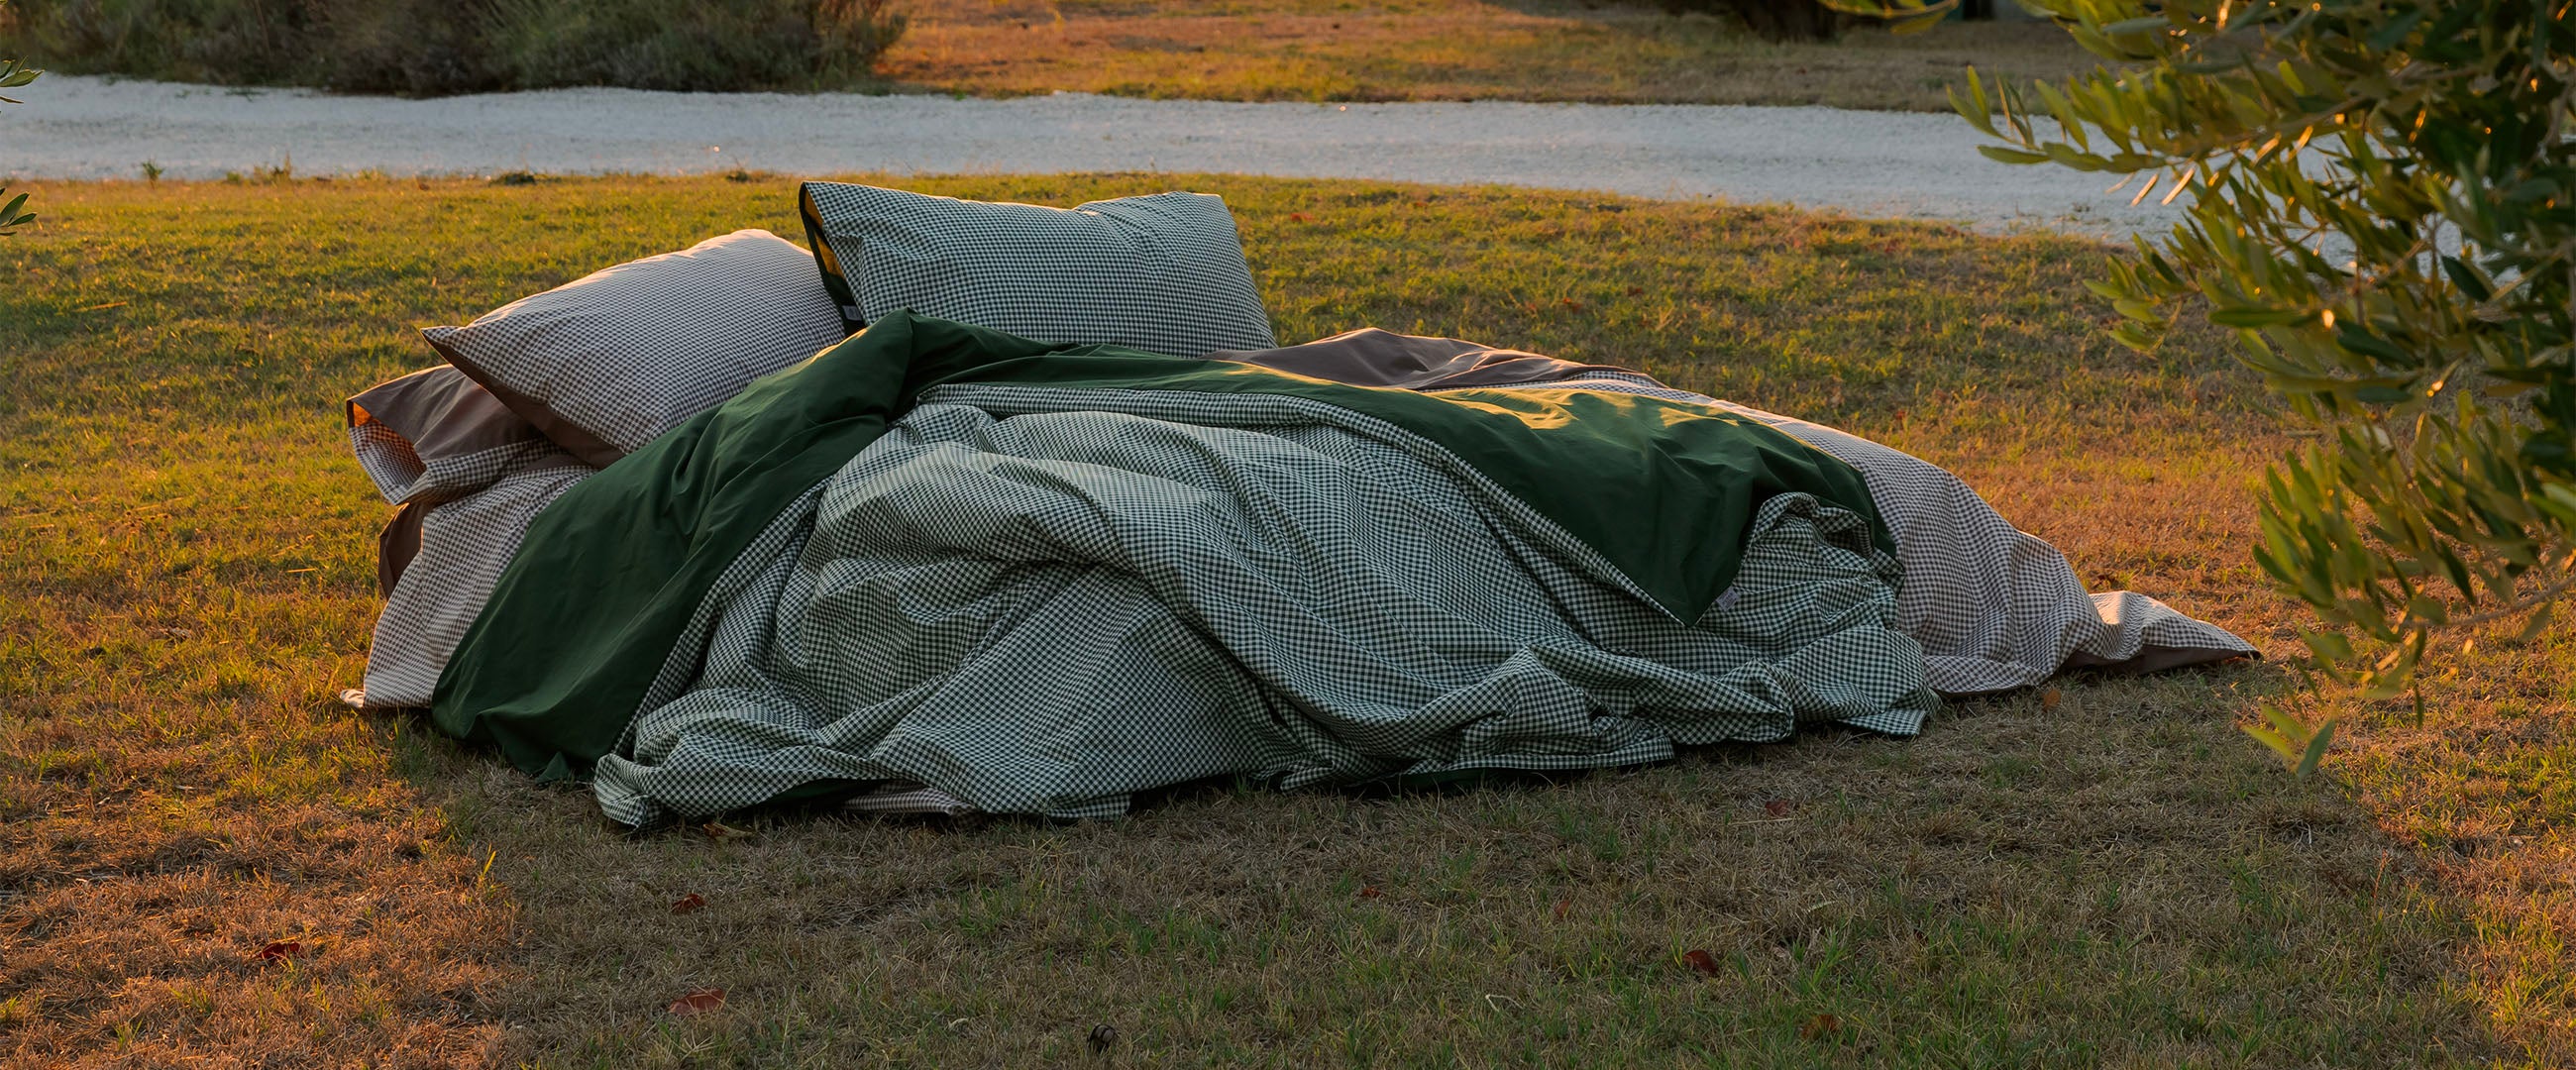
[699, 821, 753, 841]
[671, 893, 706, 914]
[1762, 799, 1798, 817]
[1288, 212, 1309, 223]
[668, 988, 726, 1016]
[1801, 1013, 1843, 1039]
[2041, 688, 2065, 712]
[1357, 885, 1382, 900]
[1679, 949, 1721, 978]
[1553, 898, 1570, 920]
[252, 940, 302, 962]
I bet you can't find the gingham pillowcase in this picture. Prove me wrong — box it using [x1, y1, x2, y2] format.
[360, 458, 595, 709]
[423, 229, 849, 467]
[797, 182, 1275, 357]
[348, 364, 590, 596]
[347, 366, 570, 508]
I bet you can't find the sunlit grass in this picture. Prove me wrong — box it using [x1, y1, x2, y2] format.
[884, 1, 2102, 110]
[0, 174, 2565, 1066]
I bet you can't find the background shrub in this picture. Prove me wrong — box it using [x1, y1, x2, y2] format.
[1659, 0, 1853, 42]
[1657, 0, 1955, 42]
[0, 0, 907, 93]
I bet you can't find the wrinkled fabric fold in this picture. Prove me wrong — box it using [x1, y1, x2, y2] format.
[590, 386, 1932, 824]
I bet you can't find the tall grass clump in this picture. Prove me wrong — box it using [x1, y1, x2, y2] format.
[0, 0, 907, 93]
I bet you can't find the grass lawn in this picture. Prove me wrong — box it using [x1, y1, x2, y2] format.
[879, 0, 2101, 110]
[1, 174, 2570, 1067]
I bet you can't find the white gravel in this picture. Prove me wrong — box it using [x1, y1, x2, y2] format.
[6, 74, 2179, 238]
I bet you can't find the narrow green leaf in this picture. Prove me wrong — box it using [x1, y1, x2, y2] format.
[2516, 601, 2555, 643]
[2304, 630, 2355, 665]
[2335, 325, 2409, 363]
[2440, 256, 2493, 301]
[2365, 9, 2427, 52]
[2293, 718, 2336, 777]
[2244, 718, 2298, 761]
[2209, 305, 2310, 329]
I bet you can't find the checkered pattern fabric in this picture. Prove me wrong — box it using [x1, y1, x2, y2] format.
[424, 229, 848, 460]
[349, 420, 566, 507]
[1498, 373, 2258, 695]
[605, 482, 989, 820]
[841, 783, 977, 817]
[798, 183, 1275, 357]
[587, 385, 1933, 825]
[360, 457, 593, 709]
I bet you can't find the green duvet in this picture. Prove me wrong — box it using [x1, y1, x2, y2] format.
[433, 313, 1931, 822]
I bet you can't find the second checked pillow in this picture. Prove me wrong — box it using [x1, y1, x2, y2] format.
[798, 182, 1275, 357]
[424, 229, 847, 467]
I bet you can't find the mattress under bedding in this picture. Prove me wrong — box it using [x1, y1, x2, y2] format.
[431, 314, 1938, 822]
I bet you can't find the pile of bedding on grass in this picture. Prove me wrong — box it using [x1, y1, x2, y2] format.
[438, 314, 1934, 822]
[341, 182, 2254, 826]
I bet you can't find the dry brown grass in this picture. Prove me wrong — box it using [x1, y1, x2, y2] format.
[881, 0, 2102, 109]
[1, 174, 2568, 1066]
[0, 444, 512, 1063]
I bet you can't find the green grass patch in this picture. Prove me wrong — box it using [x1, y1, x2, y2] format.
[0, 174, 2564, 1066]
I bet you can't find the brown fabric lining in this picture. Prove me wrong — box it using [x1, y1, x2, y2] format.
[346, 365, 548, 455]
[799, 184, 868, 335]
[1208, 328, 1636, 391]
[376, 501, 426, 596]
[421, 327, 629, 469]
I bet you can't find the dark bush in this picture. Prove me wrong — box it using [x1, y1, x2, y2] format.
[1660, 0, 1848, 41]
[0, 0, 907, 93]
[322, 0, 506, 95]
[1659, 0, 1953, 43]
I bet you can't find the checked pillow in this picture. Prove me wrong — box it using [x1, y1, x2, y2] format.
[424, 229, 847, 467]
[798, 182, 1275, 357]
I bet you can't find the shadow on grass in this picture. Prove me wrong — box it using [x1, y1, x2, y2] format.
[410, 656, 2498, 1066]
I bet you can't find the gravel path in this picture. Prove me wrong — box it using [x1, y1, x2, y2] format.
[8, 75, 2177, 238]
